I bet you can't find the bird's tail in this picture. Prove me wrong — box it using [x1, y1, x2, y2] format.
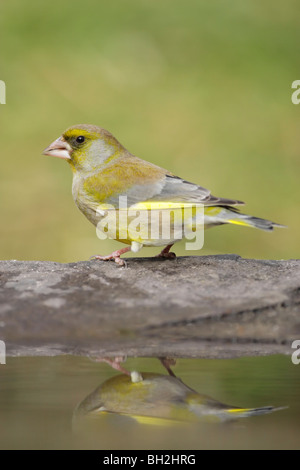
[224, 405, 287, 419]
[204, 206, 285, 231]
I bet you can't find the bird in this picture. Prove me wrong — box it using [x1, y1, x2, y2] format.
[43, 124, 283, 265]
[74, 372, 285, 424]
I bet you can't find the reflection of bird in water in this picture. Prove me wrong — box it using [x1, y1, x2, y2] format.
[75, 372, 285, 425]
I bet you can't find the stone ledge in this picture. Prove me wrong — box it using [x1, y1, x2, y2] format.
[0, 256, 299, 358]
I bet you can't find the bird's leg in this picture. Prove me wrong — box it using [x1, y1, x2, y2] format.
[156, 244, 176, 259]
[159, 357, 177, 377]
[90, 246, 131, 266]
[93, 356, 131, 376]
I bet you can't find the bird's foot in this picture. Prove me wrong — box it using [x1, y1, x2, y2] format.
[90, 247, 131, 267]
[157, 252, 176, 259]
[93, 356, 130, 376]
[156, 244, 176, 259]
[159, 357, 177, 377]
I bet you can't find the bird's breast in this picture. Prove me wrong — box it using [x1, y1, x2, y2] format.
[72, 173, 101, 226]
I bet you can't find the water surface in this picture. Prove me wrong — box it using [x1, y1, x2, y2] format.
[0, 355, 299, 449]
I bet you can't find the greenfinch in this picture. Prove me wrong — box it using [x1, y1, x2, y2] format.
[43, 124, 283, 265]
[75, 372, 284, 424]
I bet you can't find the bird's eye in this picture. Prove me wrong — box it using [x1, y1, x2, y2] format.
[76, 135, 85, 144]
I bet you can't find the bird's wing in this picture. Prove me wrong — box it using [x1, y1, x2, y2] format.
[83, 155, 244, 208]
[146, 175, 244, 206]
[122, 173, 244, 207]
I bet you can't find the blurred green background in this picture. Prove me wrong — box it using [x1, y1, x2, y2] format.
[0, 0, 299, 262]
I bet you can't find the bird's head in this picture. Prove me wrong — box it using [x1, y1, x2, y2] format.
[43, 124, 125, 172]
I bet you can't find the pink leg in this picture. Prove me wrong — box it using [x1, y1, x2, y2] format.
[90, 246, 131, 266]
[156, 244, 176, 259]
[159, 357, 177, 377]
[93, 356, 130, 376]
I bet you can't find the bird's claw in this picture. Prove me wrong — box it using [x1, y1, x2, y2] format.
[89, 253, 128, 267]
[92, 355, 130, 375]
[159, 357, 177, 377]
[89, 254, 100, 261]
[156, 244, 176, 259]
[156, 251, 177, 259]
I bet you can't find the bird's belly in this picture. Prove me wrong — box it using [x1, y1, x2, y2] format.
[95, 205, 207, 247]
[74, 188, 219, 247]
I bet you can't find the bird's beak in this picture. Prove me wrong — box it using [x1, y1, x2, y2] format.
[42, 137, 72, 160]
